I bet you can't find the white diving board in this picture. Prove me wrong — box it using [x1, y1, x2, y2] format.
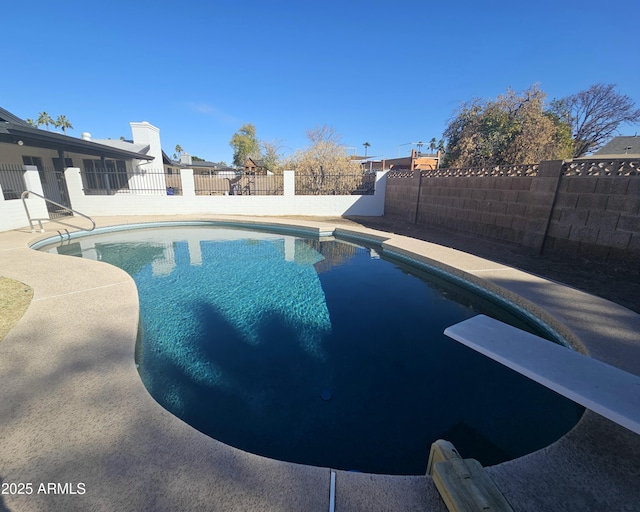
[444, 315, 640, 436]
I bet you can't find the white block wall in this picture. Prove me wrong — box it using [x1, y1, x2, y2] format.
[64, 169, 387, 218]
[0, 167, 50, 232]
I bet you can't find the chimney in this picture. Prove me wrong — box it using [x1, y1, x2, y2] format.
[81, 132, 91, 141]
[180, 153, 193, 165]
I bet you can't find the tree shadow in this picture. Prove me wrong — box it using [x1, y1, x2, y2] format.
[345, 215, 640, 313]
[0, 478, 13, 512]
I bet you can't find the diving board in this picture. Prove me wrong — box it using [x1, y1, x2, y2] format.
[444, 315, 640, 436]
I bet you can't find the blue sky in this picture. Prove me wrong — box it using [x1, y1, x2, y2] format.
[3, 0, 639, 164]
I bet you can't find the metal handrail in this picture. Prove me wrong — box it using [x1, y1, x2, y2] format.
[21, 190, 96, 234]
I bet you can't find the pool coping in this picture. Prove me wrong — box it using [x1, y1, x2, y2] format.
[1, 214, 639, 512]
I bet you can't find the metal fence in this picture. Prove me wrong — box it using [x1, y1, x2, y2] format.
[193, 172, 284, 196]
[81, 168, 182, 195]
[295, 173, 376, 195]
[0, 164, 27, 200]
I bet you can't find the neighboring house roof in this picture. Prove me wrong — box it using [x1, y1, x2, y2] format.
[93, 139, 151, 155]
[162, 150, 180, 166]
[0, 107, 154, 161]
[161, 151, 234, 171]
[190, 161, 234, 170]
[591, 135, 640, 158]
[244, 158, 266, 167]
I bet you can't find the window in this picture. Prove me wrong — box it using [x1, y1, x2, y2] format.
[52, 158, 74, 171]
[82, 159, 130, 192]
[22, 156, 45, 182]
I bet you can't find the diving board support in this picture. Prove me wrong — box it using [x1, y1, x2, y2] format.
[427, 440, 514, 512]
[444, 315, 640, 435]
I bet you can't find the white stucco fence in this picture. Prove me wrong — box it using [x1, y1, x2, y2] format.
[63, 168, 387, 218]
[0, 167, 49, 232]
[0, 169, 387, 232]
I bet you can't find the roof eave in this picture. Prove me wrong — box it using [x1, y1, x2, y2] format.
[0, 123, 154, 161]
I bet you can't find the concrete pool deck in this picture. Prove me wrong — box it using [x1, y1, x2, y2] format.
[0, 215, 638, 511]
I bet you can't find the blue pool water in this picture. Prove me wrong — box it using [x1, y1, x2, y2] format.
[41, 225, 583, 475]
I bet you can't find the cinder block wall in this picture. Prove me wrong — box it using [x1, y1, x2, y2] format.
[386, 162, 562, 250]
[384, 160, 639, 262]
[546, 174, 640, 261]
[382, 171, 420, 222]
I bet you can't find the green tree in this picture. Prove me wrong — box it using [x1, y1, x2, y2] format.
[549, 84, 640, 157]
[37, 111, 53, 131]
[54, 114, 73, 134]
[429, 137, 437, 153]
[175, 144, 184, 159]
[261, 140, 284, 173]
[363, 141, 370, 158]
[229, 123, 260, 167]
[26, 118, 36, 127]
[442, 85, 573, 168]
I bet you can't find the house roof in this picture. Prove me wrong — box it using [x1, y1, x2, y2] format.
[189, 160, 230, 169]
[92, 139, 151, 155]
[244, 158, 266, 167]
[592, 135, 640, 158]
[161, 151, 235, 172]
[0, 107, 154, 161]
[0, 107, 31, 127]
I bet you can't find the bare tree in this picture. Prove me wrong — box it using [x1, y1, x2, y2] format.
[286, 125, 363, 194]
[550, 84, 640, 157]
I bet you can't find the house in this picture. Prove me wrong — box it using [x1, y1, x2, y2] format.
[0, 107, 154, 210]
[243, 157, 269, 175]
[362, 149, 440, 172]
[167, 153, 235, 175]
[590, 135, 640, 159]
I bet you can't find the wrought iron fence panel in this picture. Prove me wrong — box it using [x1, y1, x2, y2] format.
[193, 172, 284, 196]
[40, 166, 72, 218]
[81, 168, 182, 195]
[295, 173, 375, 195]
[0, 164, 27, 200]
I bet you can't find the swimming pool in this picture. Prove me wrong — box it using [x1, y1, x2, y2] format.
[39, 223, 583, 475]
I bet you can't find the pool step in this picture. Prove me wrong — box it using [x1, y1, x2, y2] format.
[427, 440, 513, 512]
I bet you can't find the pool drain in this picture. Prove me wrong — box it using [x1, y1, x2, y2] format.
[320, 389, 332, 401]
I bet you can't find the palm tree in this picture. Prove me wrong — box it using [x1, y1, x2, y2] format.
[175, 144, 184, 159]
[37, 112, 53, 131]
[429, 137, 437, 154]
[25, 118, 36, 127]
[363, 142, 370, 158]
[55, 115, 73, 134]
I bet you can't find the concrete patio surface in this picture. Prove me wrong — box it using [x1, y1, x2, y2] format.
[0, 215, 638, 511]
